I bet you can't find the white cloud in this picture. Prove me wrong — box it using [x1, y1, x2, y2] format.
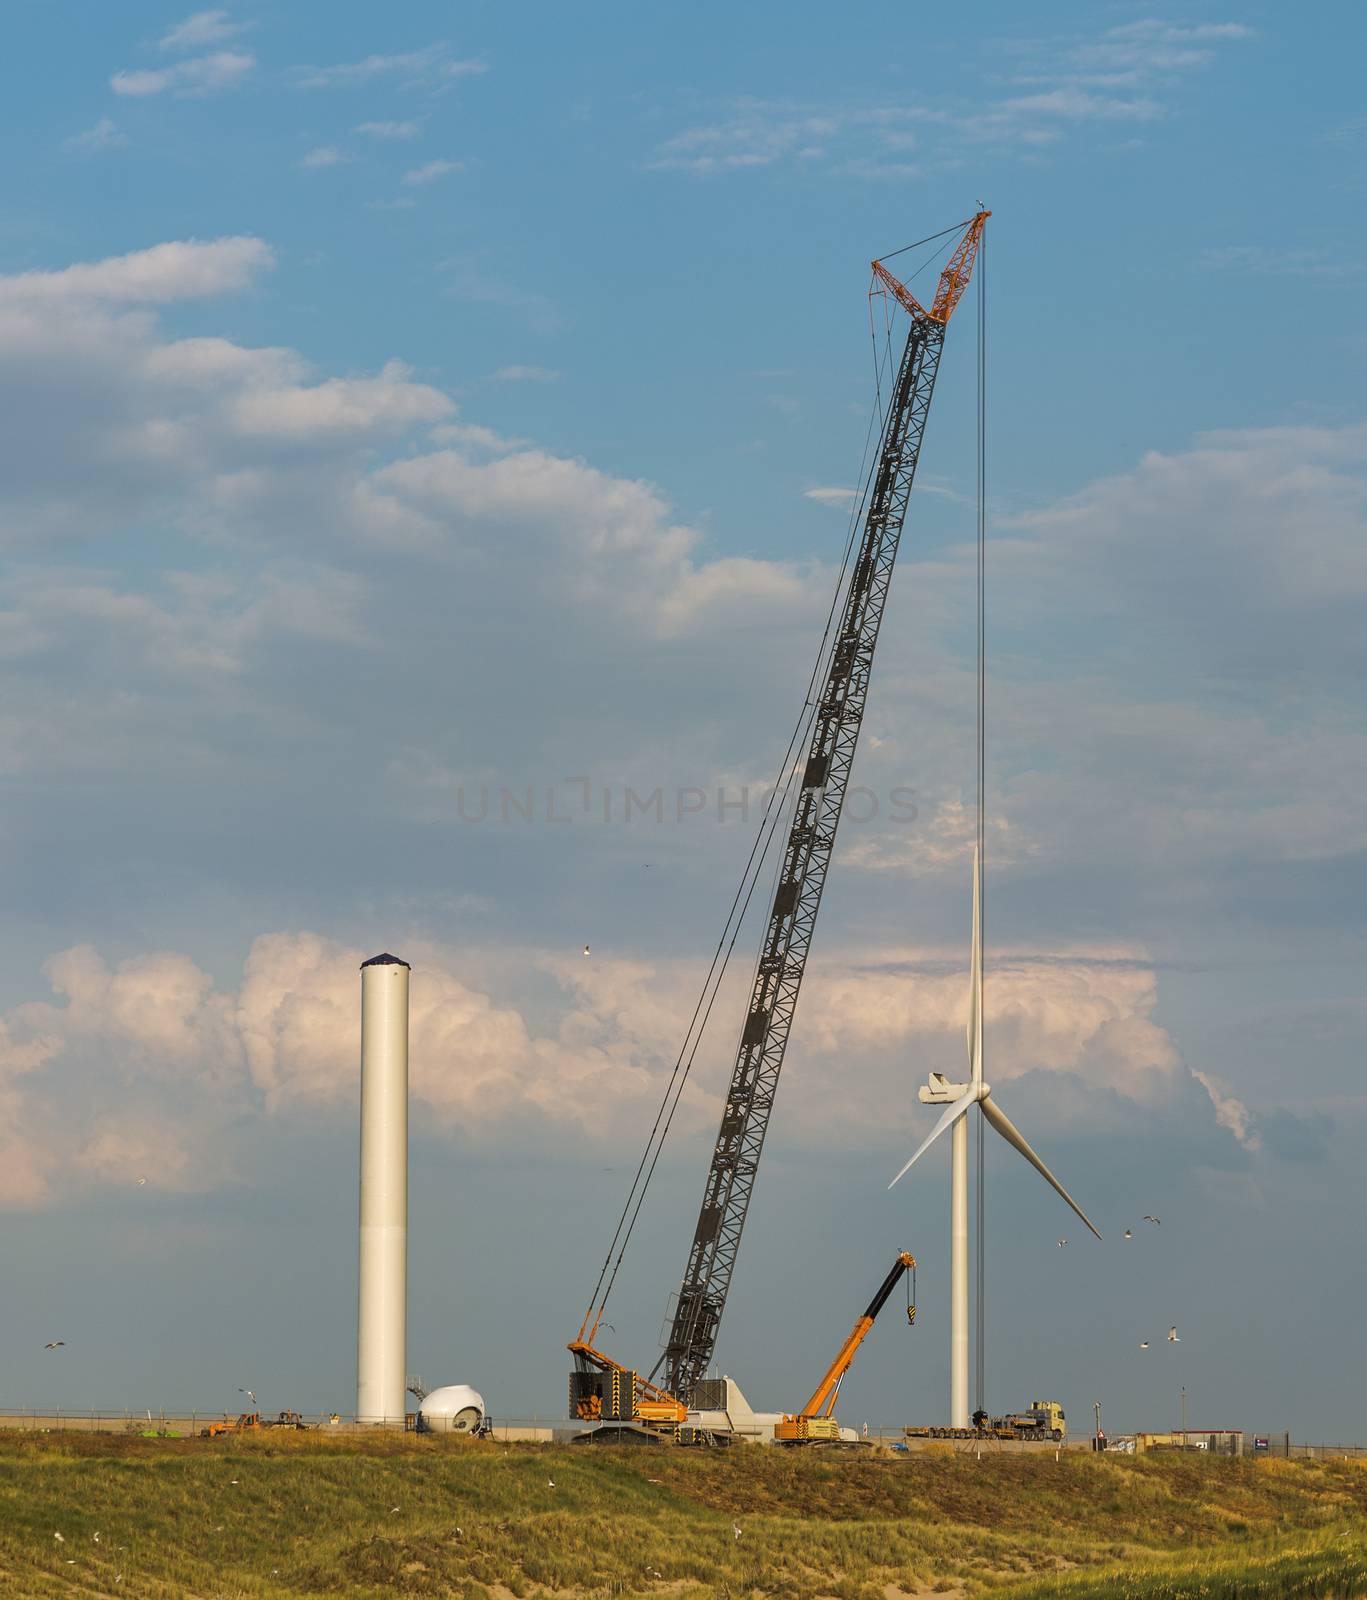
[0, 236, 274, 305]
[997, 88, 1163, 121]
[159, 9, 244, 51]
[803, 485, 856, 507]
[1192, 1070, 1261, 1152]
[65, 117, 126, 152]
[492, 364, 559, 383]
[653, 20, 1248, 174]
[429, 422, 528, 454]
[402, 158, 462, 186]
[357, 120, 420, 139]
[111, 49, 255, 97]
[225, 359, 452, 440]
[0, 926, 1239, 1208]
[295, 46, 487, 90]
[300, 145, 345, 170]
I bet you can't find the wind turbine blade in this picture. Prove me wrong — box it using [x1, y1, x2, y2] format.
[979, 1092, 1101, 1238]
[968, 845, 983, 1084]
[888, 1089, 974, 1190]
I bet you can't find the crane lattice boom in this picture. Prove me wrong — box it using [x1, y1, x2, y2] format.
[658, 214, 989, 1401]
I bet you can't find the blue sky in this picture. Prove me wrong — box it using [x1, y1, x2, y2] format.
[1, 2, 1364, 1439]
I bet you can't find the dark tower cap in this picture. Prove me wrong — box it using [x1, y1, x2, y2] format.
[360, 952, 410, 969]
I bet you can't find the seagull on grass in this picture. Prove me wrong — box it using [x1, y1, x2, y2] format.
[733, 1523, 742, 1541]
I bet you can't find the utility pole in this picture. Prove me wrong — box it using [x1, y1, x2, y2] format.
[1180, 1386, 1188, 1448]
[1093, 1400, 1103, 1452]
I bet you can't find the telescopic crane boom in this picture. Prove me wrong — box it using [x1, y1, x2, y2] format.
[658, 213, 989, 1402]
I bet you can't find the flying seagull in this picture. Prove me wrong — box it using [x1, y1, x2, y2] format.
[583, 944, 591, 957]
[1057, 1238, 1068, 1248]
[1124, 1229, 1133, 1240]
[1143, 1215, 1161, 1225]
[733, 1523, 743, 1541]
[44, 1342, 65, 1350]
[137, 1177, 147, 1186]
[1168, 1326, 1180, 1342]
[238, 1388, 256, 1405]
[1140, 1341, 1150, 1349]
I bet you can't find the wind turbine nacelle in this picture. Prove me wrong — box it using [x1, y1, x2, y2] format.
[920, 1072, 969, 1105]
[416, 1384, 487, 1435]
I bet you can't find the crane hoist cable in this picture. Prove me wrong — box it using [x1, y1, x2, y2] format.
[576, 264, 917, 1342]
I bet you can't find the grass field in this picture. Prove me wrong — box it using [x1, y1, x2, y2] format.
[1, 1432, 1365, 1599]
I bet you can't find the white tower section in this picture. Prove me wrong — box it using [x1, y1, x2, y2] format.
[950, 1115, 970, 1428]
[357, 952, 410, 1425]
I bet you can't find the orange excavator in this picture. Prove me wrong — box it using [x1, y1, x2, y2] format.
[774, 1251, 916, 1444]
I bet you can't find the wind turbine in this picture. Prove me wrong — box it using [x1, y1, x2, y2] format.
[889, 845, 1099, 1428]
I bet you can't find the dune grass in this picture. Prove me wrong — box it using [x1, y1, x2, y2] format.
[0, 1431, 1364, 1598]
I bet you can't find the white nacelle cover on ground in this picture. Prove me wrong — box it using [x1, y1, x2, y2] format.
[418, 1385, 486, 1433]
[686, 1376, 785, 1444]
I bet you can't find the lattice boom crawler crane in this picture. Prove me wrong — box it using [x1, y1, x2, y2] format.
[569, 212, 990, 1434]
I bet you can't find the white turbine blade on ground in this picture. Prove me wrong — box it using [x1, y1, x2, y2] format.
[979, 1092, 1101, 1238]
[888, 1089, 975, 1190]
[967, 845, 983, 1084]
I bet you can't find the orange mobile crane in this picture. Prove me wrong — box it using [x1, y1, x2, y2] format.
[570, 212, 988, 1439]
[774, 1251, 916, 1443]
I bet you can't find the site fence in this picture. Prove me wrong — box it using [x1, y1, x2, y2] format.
[2, 1411, 1364, 1459]
[0, 1409, 567, 1442]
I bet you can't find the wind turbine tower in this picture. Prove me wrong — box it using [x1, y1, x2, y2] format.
[890, 848, 1099, 1428]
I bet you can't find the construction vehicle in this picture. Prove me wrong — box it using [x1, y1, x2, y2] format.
[906, 1400, 1066, 1443]
[775, 1251, 916, 1444]
[261, 1410, 308, 1430]
[200, 1411, 261, 1438]
[569, 211, 989, 1435]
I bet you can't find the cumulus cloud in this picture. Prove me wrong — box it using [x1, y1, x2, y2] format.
[0, 236, 274, 305]
[65, 118, 126, 152]
[295, 46, 487, 90]
[0, 228, 1355, 1233]
[357, 120, 420, 139]
[300, 145, 345, 170]
[0, 927, 1246, 1209]
[111, 50, 255, 97]
[402, 158, 462, 186]
[159, 10, 245, 51]
[651, 18, 1248, 174]
[1192, 1069, 1262, 1152]
[803, 485, 856, 507]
